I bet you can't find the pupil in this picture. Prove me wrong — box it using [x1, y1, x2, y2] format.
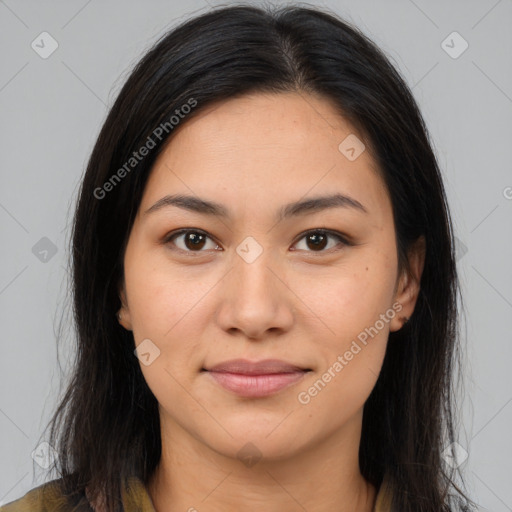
[308, 233, 327, 250]
[186, 232, 205, 250]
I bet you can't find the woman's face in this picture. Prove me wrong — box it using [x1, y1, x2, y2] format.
[119, 91, 423, 461]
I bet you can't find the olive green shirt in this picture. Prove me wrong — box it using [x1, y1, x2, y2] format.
[0, 474, 393, 511]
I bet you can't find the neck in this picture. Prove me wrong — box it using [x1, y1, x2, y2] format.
[147, 411, 377, 512]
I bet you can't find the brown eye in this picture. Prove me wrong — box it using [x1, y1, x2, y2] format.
[165, 229, 220, 253]
[164, 228, 349, 255]
[292, 229, 348, 253]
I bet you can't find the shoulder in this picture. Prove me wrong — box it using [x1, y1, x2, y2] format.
[0, 478, 91, 512]
[374, 472, 394, 512]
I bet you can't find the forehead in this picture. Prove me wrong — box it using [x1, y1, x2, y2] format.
[166, 91, 363, 153]
[140, 91, 391, 224]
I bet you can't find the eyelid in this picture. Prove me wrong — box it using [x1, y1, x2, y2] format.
[291, 228, 351, 252]
[163, 227, 351, 254]
[163, 228, 221, 254]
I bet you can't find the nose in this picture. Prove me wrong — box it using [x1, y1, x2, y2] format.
[215, 247, 295, 340]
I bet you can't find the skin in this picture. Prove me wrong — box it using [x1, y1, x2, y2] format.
[118, 91, 425, 512]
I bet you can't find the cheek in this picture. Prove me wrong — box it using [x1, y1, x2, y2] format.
[293, 256, 396, 408]
[126, 265, 206, 412]
[297, 253, 397, 342]
[124, 260, 212, 381]
[125, 260, 202, 340]
[295, 294, 391, 426]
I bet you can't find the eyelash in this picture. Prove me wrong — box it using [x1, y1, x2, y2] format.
[163, 228, 351, 256]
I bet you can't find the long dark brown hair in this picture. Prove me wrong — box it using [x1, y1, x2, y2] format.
[41, 3, 473, 511]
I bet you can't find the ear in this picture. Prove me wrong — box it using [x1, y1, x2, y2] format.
[389, 235, 426, 332]
[117, 281, 133, 331]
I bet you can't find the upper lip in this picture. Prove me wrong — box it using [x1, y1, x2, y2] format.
[204, 358, 310, 375]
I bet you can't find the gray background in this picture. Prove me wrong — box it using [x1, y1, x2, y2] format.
[0, 0, 511, 509]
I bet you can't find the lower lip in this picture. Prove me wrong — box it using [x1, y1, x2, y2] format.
[206, 371, 308, 398]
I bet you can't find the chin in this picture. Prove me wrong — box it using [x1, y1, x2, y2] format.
[197, 424, 311, 464]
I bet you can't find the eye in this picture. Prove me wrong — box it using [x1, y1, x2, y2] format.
[164, 228, 349, 255]
[291, 229, 349, 253]
[164, 229, 221, 254]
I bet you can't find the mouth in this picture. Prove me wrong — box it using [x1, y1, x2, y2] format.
[202, 359, 312, 398]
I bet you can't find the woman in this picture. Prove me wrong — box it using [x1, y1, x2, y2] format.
[1, 4, 473, 511]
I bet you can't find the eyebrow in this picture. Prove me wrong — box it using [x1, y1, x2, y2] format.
[144, 192, 368, 221]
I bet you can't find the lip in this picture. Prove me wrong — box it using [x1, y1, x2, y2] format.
[203, 359, 311, 398]
[205, 358, 310, 375]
